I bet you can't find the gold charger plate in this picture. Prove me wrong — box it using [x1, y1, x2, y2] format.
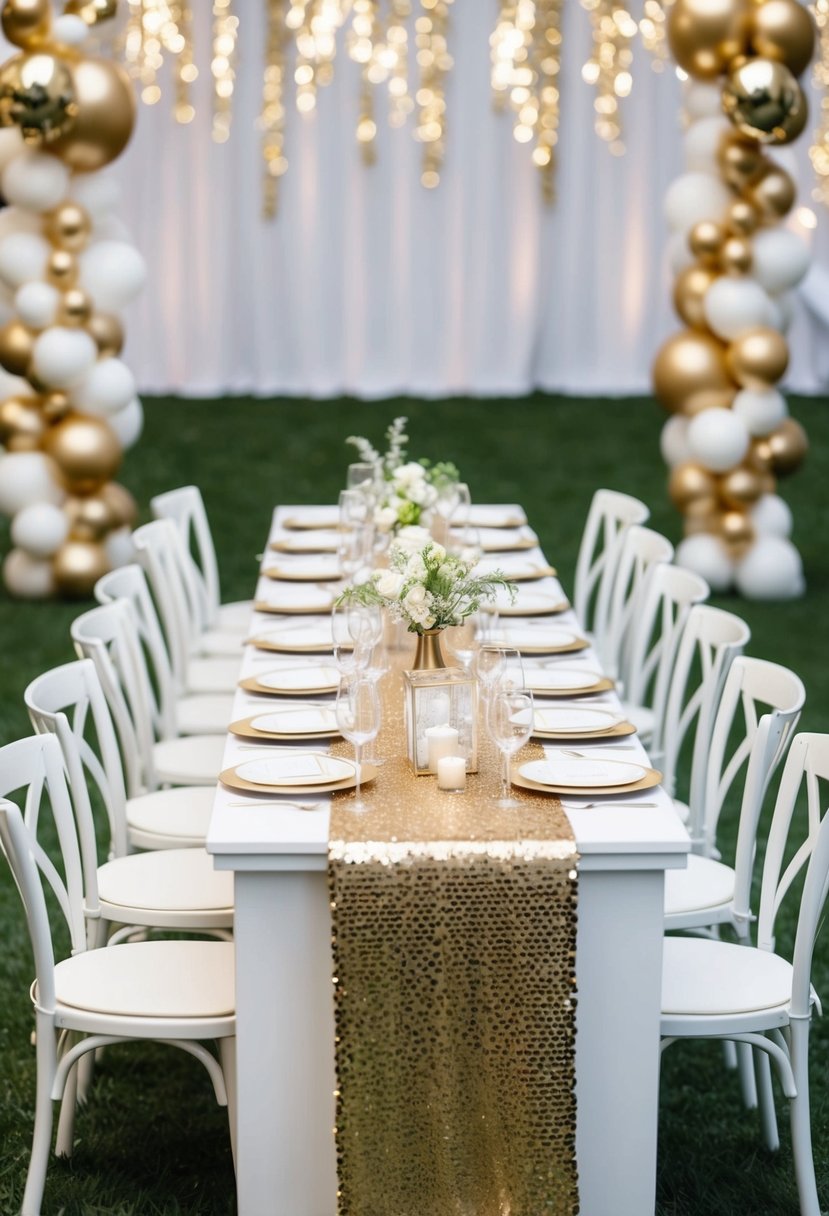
[527, 675, 615, 698]
[269, 536, 339, 554]
[239, 675, 338, 697]
[505, 564, 557, 582]
[220, 761, 378, 797]
[249, 635, 335, 655]
[511, 765, 662, 797]
[499, 599, 570, 618]
[229, 715, 341, 742]
[510, 637, 589, 656]
[532, 720, 636, 741]
[254, 599, 335, 615]
[264, 565, 341, 583]
[282, 514, 339, 530]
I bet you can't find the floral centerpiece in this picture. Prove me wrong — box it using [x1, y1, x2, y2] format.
[347, 416, 460, 535]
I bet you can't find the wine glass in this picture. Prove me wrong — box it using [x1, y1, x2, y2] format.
[444, 611, 496, 673]
[447, 523, 482, 563]
[331, 602, 378, 676]
[339, 487, 370, 528]
[474, 645, 522, 706]
[337, 522, 374, 585]
[361, 639, 390, 765]
[487, 689, 534, 808]
[347, 461, 378, 497]
[335, 676, 381, 811]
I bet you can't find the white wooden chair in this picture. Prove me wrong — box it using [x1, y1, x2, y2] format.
[25, 661, 234, 941]
[132, 519, 241, 694]
[0, 739, 235, 1216]
[95, 564, 235, 735]
[661, 732, 829, 1216]
[70, 600, 226, 788]
[572, 488, 649, 647]
[597, 524, 674, 684]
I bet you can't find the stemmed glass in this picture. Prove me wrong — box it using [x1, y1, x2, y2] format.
[447, 523, 482, 564]
[347, 462, 378, 501]
[474, 645, 524, 706]
[444, 610, 498, 673]
[331, 602, 380, 676]
[487, 689, 534, 808]
[335, 676, 381, 811]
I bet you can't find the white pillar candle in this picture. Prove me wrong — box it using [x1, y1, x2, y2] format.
[425, 724, 459, 772]
[437, 755, 467, 791]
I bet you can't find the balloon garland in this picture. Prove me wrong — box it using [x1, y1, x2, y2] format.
[0, 0, 145, 599]
[654, 0, 814, 600]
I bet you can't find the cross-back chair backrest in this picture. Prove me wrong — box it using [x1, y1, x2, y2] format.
[573, 489, 649, 642]
[151, 485, 220, 632]
[598, 525, 674, 681]
[132, 519, 196, 691]
[70, 601, 158, 796]
[25, 659, 130, 862]
[661, 604, 751, 808]
[755, 733, 829, 1019]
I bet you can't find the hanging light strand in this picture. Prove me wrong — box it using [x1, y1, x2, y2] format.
[211, 0, 238, 143]
[810, 0, 829, 205]
[387, 0, 413, 130]
[262, 0, 289, 219]
[415, 0, 455, 190]
[170, 0, 197, 124]
[639, 0, 673, 71]
[581, 0, 637, 155]
[349, 0, 382, 163]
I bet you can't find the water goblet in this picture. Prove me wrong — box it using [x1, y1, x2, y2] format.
[347, 462, 378, 502]
[335, 676, 381, 811]
[487, 689, 534, 808]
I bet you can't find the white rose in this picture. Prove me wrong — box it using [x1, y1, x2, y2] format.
[428, 542, 446, 563]
[405, 584, 429, 609]
[393, 525, 431, 556]
[374, 505, 397, 532]
[392, 461, 427, 488]
[375, 570, 404, 599]
[408, 480, 428, 505]
[405, 554, 427, 580]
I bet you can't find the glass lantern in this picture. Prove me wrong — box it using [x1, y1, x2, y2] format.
[402, 665, 478, 776]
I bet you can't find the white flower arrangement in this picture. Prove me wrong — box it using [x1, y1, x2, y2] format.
[346, 417, 460, 535]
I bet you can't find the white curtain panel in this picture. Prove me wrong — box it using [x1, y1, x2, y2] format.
[86, 2, 829, 396]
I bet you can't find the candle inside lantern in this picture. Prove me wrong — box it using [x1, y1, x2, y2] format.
[437, 755, 467, 791]
[425, 723, 460, 772]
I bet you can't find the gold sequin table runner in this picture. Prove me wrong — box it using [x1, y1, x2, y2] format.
[328, 657, 580, 1216]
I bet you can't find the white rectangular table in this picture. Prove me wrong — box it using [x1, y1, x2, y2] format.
[208, 505, 690, 1216]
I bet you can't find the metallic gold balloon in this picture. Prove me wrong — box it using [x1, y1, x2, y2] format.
[0, 393, 44, 450]
[52, 537, 110, 598]
[718, 464, 765, 509]
[720, 235, 753, 275]
[719, 508, 755, 554]
[747, 165, 796, 220]
[0, 320, 34, 376]
[750, 0, 816, 78]
[41, 389, 70, 421]
[722, 57, 808, 145]
[726, 199, 759, 236]
[767, 417, 808, 476]
[1, 0, 50, 50]
[0, 52, 77, 143]
[727, 326, 789, 388]
[58, 287, 92, 327]
[46, 248, 78, 288]
[684, 511, 721, 537]
[653, 330, 736, 415]
[44, 202, 91, 252]
[49, 56, 135, 172]
[42, 412, 122, 494]
[718, 133, 765, 189]
[667, 0, 750, 79]
[86, 310, 124, 357]
[673, 264, 719, 329]
[65, 490, 113, 540]
[689, 220, 725, 266]
[98, 479, 137, 527]
[669, 461, 718, 510]
[64, 0, 118, 25]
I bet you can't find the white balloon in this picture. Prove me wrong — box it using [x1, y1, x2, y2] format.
[2, 548, 55, 598]
[687, 408, 750, 473]
[665, 172, 732, 233]
[0, 451, 63, 516]
[703, 276, 776, 342]
[667, 230, 695, 275]
[31, 326, 98, 389]
[675, 534, 734, 593]
[2, 150, 70, 213]
[731, 387, 787, 436]
[684, 117, 732, 173]
[52, 13, 89, 45]
[735, 536, 804, 600]
[11, 501, 69, 558]
[769, 291, 795, 334]
[105, 526, 135, 569]
[751, 493, 793, 539]
[0, 232, 49, 289]
[69, 174, 121, 221]
[80, 240, 146, 311]
[91, 215, 133, 242]
[0, 367, 31, 398]
[683, 81, 724, 121]
[72, 357, 136, 416]
[751, 229, 810, 295]
[0, 127, 24, 175]
[660, 415, 692, 467]
[14, 281, 60, 330]
[108, 397, 143, 449]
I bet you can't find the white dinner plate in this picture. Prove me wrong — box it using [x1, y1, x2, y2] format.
[256, 585, 335, 612]
[264, 555, 342, 581]
[491, 625, 581, 650]
[519, 758, 647, 789]
[250, 707, 338, 735]
[257, 665, 339, 693]
[252, 626, 334, 652]
[533, 707, 623, 734]
[525, 667, 603, 692]
[476, 557, 554, 581]
[282, 507, 340, 530]
[236, 753, 354, 787]
[466, 505, 527, 528]
[493, 588, 568, 616]
[271, 530, 341, 553]
[450, 526, 537, 552]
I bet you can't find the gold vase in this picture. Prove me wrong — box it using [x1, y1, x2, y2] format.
[412, 628, 447, 670]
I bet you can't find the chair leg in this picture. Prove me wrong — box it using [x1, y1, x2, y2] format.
[722, 1039, 738, 1070]
[737, 1042, 759, 1111]
[54, 1044, 78, 1159]
[220, 1035, 238, 1171]
[22, 1011, 56, 1216]
[789, 1019, 820, 1216]
[754, 1047, 779, 1151]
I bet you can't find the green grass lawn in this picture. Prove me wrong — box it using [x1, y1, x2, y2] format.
[0, 392, 827, 1214]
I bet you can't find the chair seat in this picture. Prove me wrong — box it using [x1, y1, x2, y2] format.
[97, 848, 234, 914]
[52, 939, 235, 1018]
[664, 854, 735, 918]
[186, 656, 241, 694]
[196, 629, 247, 658]
[126, 785, 216, 849]
[621, 701, 654, 742]
[216, 599, 254, 632]
[177, 692, 235, 735]
[662, 937, 792, 1017]
[152, 735, 226, 786]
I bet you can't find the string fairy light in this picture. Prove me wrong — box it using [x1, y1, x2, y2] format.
[810, 0, 829, 204]
[414, 0, 454, 189]
[580, 0, 637, 155]
[261, 0, 289, 220]
[638, 0, 673, 71]
[211, 0, 238, 143]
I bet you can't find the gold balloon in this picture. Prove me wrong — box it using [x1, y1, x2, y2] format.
[718, 464, 765, 509]
[46, 248, 78, 288]
[669, 461, 718, 511]
[727, 326, 789, 388]
[667, 0, 750, 79]
[65, 491, 113, 540]
[750, 0, 816, 77]
[684, 511, 721, 537]
[726, 199, 759, 236]
[64, 0, 118, 25]
[44, 201, 91, 252]
[86, 310, 124, 357]
[1, 0, 50, 50]
[48, 56, 135, 172]
[719, 508, 755, 555]
[99, 480, 137, 528]
[52, 538, 110, 598]
[718, 133, 765, 189]
[0, 320, 34, 376]
[720, 235, 753, 275]
[0, 393, 44, 450]
[42, 412, 122, 494]
[653, 330, 736, 415]
[747, 165, 796, 220]
[0, 51, 77, 143]
[58, 287, 92, 327]
[41, 389, 70, 422]
[689, 220, 725, 266]
[685, 493, 722, 521]
[767, 417, 808, 476]
[722, 57, 808, 145]
[673, 264, 719, 329]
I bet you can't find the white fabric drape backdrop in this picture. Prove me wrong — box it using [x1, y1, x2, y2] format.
[96, 1, 829, 397]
